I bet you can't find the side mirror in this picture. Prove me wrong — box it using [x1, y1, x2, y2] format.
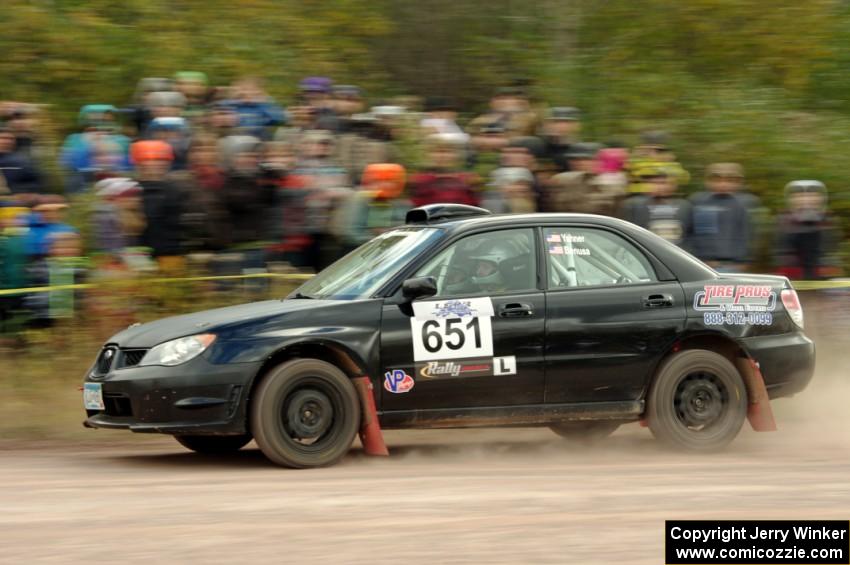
[402, 276, 438, 302]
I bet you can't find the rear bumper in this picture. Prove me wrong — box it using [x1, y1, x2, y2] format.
[740, 331, 815, 399]
[82, 357, 263, 435]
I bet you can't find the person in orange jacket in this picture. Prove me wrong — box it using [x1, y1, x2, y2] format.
[335, 163, 411, 253]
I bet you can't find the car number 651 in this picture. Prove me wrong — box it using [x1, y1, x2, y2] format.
[422, 318, 482, 352]
[412, 316, 492, 361]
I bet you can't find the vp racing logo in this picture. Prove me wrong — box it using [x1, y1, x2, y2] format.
[693, 284, 777, 312]
[383, 370, 414, 394]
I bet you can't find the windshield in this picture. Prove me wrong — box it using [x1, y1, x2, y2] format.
[293, 227, 444, 300]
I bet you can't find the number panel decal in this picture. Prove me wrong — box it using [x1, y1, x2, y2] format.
[411, 298, 494, 361]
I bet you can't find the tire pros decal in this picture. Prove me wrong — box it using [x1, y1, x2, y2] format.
[693, 284, 776, 326]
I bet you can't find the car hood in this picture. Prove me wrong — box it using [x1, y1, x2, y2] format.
[109, 299, 347, 348]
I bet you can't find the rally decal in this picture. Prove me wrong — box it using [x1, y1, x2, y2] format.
[416, 355, 517, 380]
[384, 370, 415, 394]
[417, 358, 494, 379]
[411, 298, 494, 361]
[693, 285, 776, 326]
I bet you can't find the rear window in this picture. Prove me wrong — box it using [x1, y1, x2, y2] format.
[544, 227, 656, 288]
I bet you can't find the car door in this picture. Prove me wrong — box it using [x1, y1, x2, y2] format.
[379, 227, 546, 411]
[542, 225, 686, 403]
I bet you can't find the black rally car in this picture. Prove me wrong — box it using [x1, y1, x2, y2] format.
[83, 204, 814, 467]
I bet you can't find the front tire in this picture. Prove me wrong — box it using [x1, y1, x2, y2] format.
[250, 359, 360, 468]
[175, 434, 252, 454]
[647, 349, 747, 451]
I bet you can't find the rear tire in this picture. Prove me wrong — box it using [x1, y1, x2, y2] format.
[647, 349, 747, 451]
[250, 359, 360, 468]
[550, 421, 620, 444]
[175, 434, 252, 454]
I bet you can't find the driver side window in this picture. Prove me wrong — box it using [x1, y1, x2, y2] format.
[544, 227, 656, 288]
[415, 228, 537, 297]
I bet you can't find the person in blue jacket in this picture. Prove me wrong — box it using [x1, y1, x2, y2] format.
[23, 197, 76, 258]
[60, 105, 131, 193]
[221, 77, 286, 140]
[689, 163, 752, 272]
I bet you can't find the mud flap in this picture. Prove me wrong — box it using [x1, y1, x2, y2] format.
[736, 358, 777, 432]
[352, 376, 389, 456]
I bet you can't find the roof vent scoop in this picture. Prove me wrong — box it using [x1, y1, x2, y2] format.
[405, 203, 492, 224]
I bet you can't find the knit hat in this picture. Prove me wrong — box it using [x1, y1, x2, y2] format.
[299, 77, 333, 93]
[78, 105, 116, 127]
[174, 71, 208, 84]
[784, 180, 827, 203]
[147, 91, 187, 109]
[95, 177, 141, 198]
[130, 140, 174, 163]
[596, 147, 628, 174]
[362, 163, 406, 199]
[218, 135, 262, 168]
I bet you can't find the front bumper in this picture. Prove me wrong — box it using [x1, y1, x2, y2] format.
[740, 330, 815, 399]
[83, 355, 263, 435]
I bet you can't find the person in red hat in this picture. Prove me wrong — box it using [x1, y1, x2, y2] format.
[131, 140, 184, 270]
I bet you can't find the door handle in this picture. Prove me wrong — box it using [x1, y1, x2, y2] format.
[499, 303, 533, 317]
[642, 294, 674, 308]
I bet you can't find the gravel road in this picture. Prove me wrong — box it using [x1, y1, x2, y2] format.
[2, 386, 848, 565]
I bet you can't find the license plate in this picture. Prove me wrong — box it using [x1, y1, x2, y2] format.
[83, 383, 104, 410]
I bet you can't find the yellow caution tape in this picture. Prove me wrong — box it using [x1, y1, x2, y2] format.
[790, 280, 850, 291]
[0, 272, 314, 296]
[0, 282, 94, 295]
[1, 272, 847, 297]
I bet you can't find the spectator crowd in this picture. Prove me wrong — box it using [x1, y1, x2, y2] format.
[0, 75, 843, 331]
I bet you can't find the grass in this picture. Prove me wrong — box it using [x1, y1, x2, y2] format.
[0, 276, 300, 440]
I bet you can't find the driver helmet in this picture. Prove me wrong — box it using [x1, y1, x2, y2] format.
[468, 239, 527, 290]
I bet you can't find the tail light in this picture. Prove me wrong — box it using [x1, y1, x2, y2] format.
[780, 288, 804, 328]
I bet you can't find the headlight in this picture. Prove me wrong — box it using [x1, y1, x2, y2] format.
[139, 334, 217, 366]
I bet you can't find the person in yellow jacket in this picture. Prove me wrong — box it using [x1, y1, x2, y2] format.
[626, 131, 689, 194]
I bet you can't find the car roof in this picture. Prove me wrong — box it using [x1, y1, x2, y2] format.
[430, 212, 630, 231]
